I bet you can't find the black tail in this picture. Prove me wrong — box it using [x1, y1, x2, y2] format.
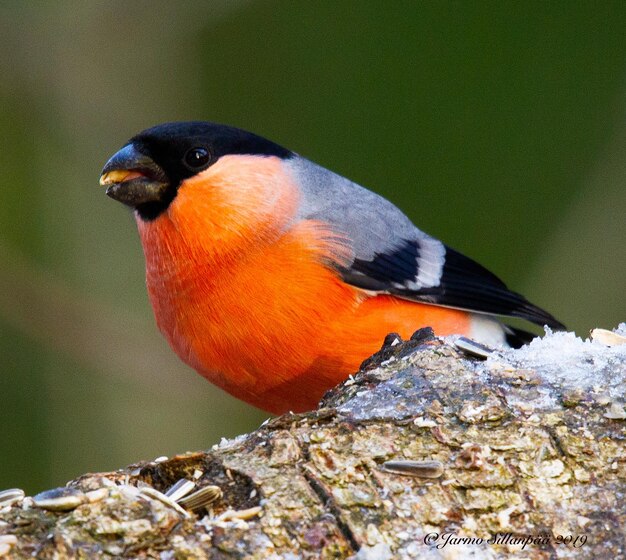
[504, 325, 540, 348]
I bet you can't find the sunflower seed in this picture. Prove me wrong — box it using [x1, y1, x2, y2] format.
[455, 337, 493, 359]
[382, 460, 444, 479]
[591, 328, 626, 347]
[32, 487, 86, 511]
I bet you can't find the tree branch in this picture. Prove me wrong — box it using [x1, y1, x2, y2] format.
[1, 328, 625, 559]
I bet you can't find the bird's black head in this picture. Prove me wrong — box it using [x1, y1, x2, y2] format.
[100, 121, 292, 221]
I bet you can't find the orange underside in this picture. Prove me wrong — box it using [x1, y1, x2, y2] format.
[137, 156, 471, 414]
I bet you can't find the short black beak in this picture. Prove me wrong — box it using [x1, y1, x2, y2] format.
[100, 144, 169, 207]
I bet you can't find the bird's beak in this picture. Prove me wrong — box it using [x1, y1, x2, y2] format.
[100, 144, 169, 207]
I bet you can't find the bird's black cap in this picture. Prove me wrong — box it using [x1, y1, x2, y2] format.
[101, 121, 292, 220]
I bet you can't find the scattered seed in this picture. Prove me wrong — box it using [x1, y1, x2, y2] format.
[192, 469, 203, 480]
[138, 487, 189, 518]
[590, 328, 626, 347]
[165, 479, 196, 502]
[32, 487, 86, 511]
[454, 337, 493, 359]
[604, 402, 626, 420]
[0, 538, 16, 554]
[85, 488, 109, 503]
[178, 486, 222, 511]
[153, 456, 169, 463]
[118, 484, 140, 500]
[217, 506, 262, 521]
[20, 497, 33, 511]
[382, 460, 444, 479]
[413, 417, 437, 428]
[0, 489, 24, 508]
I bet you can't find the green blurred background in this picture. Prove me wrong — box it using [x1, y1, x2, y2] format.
[1, 2, 625, 493]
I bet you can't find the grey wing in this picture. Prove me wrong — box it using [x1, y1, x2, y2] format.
[286, 156, 564, 330]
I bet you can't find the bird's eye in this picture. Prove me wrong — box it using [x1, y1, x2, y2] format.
[184, 147, 210, 169]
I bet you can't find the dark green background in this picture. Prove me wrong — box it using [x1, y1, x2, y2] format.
[1, 1, 625, 493]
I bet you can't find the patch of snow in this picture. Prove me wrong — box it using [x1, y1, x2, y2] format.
[487, 327, 626, 397]
[351, 543, 393, 560]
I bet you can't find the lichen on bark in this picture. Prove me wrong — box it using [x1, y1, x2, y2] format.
[1, 329, 625, 559]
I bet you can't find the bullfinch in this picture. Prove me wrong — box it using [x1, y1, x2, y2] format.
[100, 122, 564, 413]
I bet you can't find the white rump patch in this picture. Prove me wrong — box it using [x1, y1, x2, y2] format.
[469, 314, 507, 347]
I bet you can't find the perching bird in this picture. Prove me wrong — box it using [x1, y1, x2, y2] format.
[100, 122, 564, 413]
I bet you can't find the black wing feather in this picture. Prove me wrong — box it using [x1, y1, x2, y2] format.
[351, 239, 419, 285]
[341, 242, 565, 330]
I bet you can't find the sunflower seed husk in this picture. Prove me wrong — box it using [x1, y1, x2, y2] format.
[165, 479, 195, 502]
[85, 488, 109, 503]
[0, 489, 24, 508]
[178, 485, 222, 511]
[138, 487, 190, 518]
[217, 506, 262, 521]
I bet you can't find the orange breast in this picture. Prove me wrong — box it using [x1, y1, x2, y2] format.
[136, 155, 470, 413]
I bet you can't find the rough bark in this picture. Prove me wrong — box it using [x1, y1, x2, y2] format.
[1, 329, 625, 559]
